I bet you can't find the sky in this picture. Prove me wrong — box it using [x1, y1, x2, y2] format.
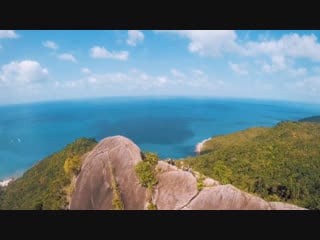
[1, 30, 320, 105]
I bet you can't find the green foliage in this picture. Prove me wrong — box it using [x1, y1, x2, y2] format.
[110, 165, 124, 210]
[141, 152, 159, 165]
[147, 203, 157, 210]
[0, 187, 5, 205]
[135, 152, 159, 189]
[211, 161, 232, 184]
[197, 174, 206, 191]
[0, 138, 97, 210]
[32, 200, 43, 210]
[64, 155, 82, 176]
[299, 115, 320, 123]
[184, 122, 320, 209]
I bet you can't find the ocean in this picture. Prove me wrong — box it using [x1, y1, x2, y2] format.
[1, 96, 320, 180]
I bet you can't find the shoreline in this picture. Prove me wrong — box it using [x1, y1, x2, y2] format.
[0, 177, 15, 187]
[195, 137, 211, 155]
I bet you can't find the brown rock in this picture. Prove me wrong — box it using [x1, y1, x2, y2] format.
[269, 202, 306, 210]
[182, 185, 272, 210]
[70, 136, 146, 210]
[153, 167, 198, 210]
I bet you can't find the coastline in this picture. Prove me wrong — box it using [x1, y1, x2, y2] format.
[195, 137, 211, 155]
[0, 177, 14, 187]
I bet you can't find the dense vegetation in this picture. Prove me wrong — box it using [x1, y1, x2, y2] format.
[0, 138, 97, 210]
[135, 152, 159, 190]
[183, 121, 320, 209]
[135, 152, 159, 210]
[299, 115, 320, 123]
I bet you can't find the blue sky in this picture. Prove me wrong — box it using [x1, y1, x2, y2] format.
[1, 30, 320, 104]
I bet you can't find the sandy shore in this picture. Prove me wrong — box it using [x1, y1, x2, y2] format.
[0, 178, 14, 187]
[195, 137, 211, 154]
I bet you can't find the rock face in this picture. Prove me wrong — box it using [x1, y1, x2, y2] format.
[70, 136, 146, 210]
[70, 136, 306, 210]
[182, 185, 272, 210]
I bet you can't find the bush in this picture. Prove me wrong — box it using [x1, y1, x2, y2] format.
[64, 155, 82, 176]
[147, 203, 157, 210]
[135, 152, 159, 189]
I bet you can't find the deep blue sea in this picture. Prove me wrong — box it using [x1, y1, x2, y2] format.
[1, 96, 320, 180]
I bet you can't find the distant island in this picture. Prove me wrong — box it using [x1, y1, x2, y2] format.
[0, 118, 319, 210]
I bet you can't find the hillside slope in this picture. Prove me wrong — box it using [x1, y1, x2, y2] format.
[182, 121, 320, 209]
[0, 138, 97, 210]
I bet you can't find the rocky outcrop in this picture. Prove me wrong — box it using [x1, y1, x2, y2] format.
[70, 136, 146, 210]
[182, 185, 272, 210]
[70, 136, 306, 210]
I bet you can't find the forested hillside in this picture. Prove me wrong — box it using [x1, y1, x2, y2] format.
[0, 138, 97, 210]
[182, 121, 320, 209]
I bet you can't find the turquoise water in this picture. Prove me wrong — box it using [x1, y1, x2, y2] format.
[1, 96, 320, 179]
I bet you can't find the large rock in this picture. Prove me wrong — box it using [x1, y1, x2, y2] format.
[153, 168, 198, 210]
[70, 136, 306, 210]
[70, 136, 146, 210]
[182, 184, 305, 210]
[182, 185, 272, 210]
[269, 202, 305, 210]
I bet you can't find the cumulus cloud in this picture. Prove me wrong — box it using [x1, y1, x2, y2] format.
[0, 60, 48, 84]
[90, 46, 129, 61]
[42, 40, 58, 50]
[58, 53, 77, 62]
[127, 30, 144, 46]
[229, 62, 248, 75]
[157, 76, 168, 86]
[192, 69, 204, 76]
[157, 31, 320, 71]
[170, 69, 185, 78]
[0, 30, 19, 39]
[245, 33, 320, 61]
[157, 30, 241, 57]
[81, 68, 91, 74]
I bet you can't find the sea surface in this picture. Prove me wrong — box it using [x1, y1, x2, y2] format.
[1, 96, 320, 179]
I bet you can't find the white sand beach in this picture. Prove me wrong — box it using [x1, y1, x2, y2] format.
[0, 178, 14, 187]
[195, 137, 211, 154]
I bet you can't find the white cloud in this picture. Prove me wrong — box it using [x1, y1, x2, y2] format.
[81, 68, 91, 74]
[88, 77, 96, 83]
[0, 30, 19, 39]
[260, 55, 287, 73]
[157, 76, 168, 85]
[42, 40, 58, 50]
[170, 69, 185, 78]
[90, 46, 129, 61]
[157, 31, 320, 67]
[0, 60, 48, 84]
[157, 30, 241, 57]
[245, 33, 320, 61]
[229, 62, 248, 75]
[192, 69, 204, 76]
[127, 30, 144, 46]
[289, 67, 307, 77]
[293, 76, 320, 96]
[58, 53, 76, 62]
